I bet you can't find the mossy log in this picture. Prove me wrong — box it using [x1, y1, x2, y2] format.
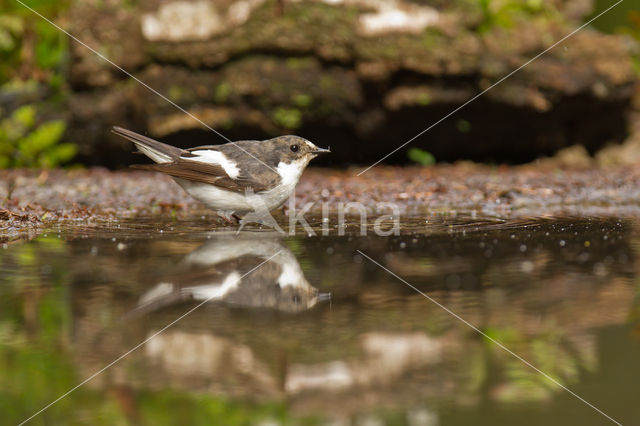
[67, 0, 638, 166]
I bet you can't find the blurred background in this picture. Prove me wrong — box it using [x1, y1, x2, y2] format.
[0, 0, 639, 169]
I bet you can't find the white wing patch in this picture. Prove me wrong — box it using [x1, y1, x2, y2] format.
[184, 150, 241, 179]
[185, 271, 241, 301]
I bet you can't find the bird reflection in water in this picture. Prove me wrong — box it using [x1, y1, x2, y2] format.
[131, 237, 330, 316]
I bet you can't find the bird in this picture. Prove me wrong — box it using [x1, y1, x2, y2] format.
[129, 237, 331, 315]
[111, 126, 330, 223]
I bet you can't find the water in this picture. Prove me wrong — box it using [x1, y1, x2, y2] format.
[1, 216, 639, 425]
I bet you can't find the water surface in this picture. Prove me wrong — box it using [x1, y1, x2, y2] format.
[1, 216, 639, 425]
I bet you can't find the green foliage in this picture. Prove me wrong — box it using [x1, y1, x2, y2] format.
[33, 19, 66, 71]
[0, 14, 24, 83]
[0, 14, 23, 51]
[0, 1, 72, 169]
[0, 0, 70, 85]
[0, 104, 76, 168]
[407, 147, 436, 166]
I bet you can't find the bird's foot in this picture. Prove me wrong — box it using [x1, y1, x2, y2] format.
[219, 216, 234, 225]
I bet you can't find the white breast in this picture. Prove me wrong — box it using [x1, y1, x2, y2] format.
[257, 158, 310, 210]
[277, 256, 307, 288]
[276, 158, 308, 186]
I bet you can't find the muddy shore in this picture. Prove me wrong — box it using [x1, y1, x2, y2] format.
[2, 163, 640, 240]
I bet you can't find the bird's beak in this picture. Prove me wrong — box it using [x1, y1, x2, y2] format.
[317, 292, 332, 302]
[312, 147, 331, 154]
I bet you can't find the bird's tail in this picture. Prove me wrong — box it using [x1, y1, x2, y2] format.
[112, 126, 184, 164]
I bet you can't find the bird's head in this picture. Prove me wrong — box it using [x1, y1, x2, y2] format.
[267, 135, 330, 164]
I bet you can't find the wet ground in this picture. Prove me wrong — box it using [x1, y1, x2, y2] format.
[3, 164, 640, 240]
[2, 212, 640, 425]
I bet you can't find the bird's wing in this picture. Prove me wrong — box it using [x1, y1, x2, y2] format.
[131, 159, 277, 193]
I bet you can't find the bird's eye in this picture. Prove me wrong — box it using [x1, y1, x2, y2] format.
[290, 144, 299, 153]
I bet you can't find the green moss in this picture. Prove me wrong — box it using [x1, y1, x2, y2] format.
[286, 57, 313, 70]
[214, 82, 232, 103]
[632, 56, 640, 77]
[456, 119, 471, 133]
[273, 107, 302, 129]
[292, 93, 313, 108]
[319, 76, 334, 90]
[421, 28, 445, 47]
[168, 85, 184, 102]
[476, 0, 548, 33]
[418, 93, 431, 106]
[220, 118, 234, 130]
[607, 11, 640, 76]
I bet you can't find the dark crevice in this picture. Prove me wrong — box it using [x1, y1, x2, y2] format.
[148, 47, 356, 72]
[68, 50, 632, 168]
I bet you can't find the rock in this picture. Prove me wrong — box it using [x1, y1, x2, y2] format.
[596, 137, 640, 167]
[596, 108, 640, 167]
[65, 0, 638, 166]
[351, 0, 440, 36]
[535, 144, 593, 169]
[141, 0, 268, 42]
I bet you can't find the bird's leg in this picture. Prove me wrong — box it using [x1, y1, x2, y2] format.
[217, 212, 236, 226]
[234, 214, 248, 235]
